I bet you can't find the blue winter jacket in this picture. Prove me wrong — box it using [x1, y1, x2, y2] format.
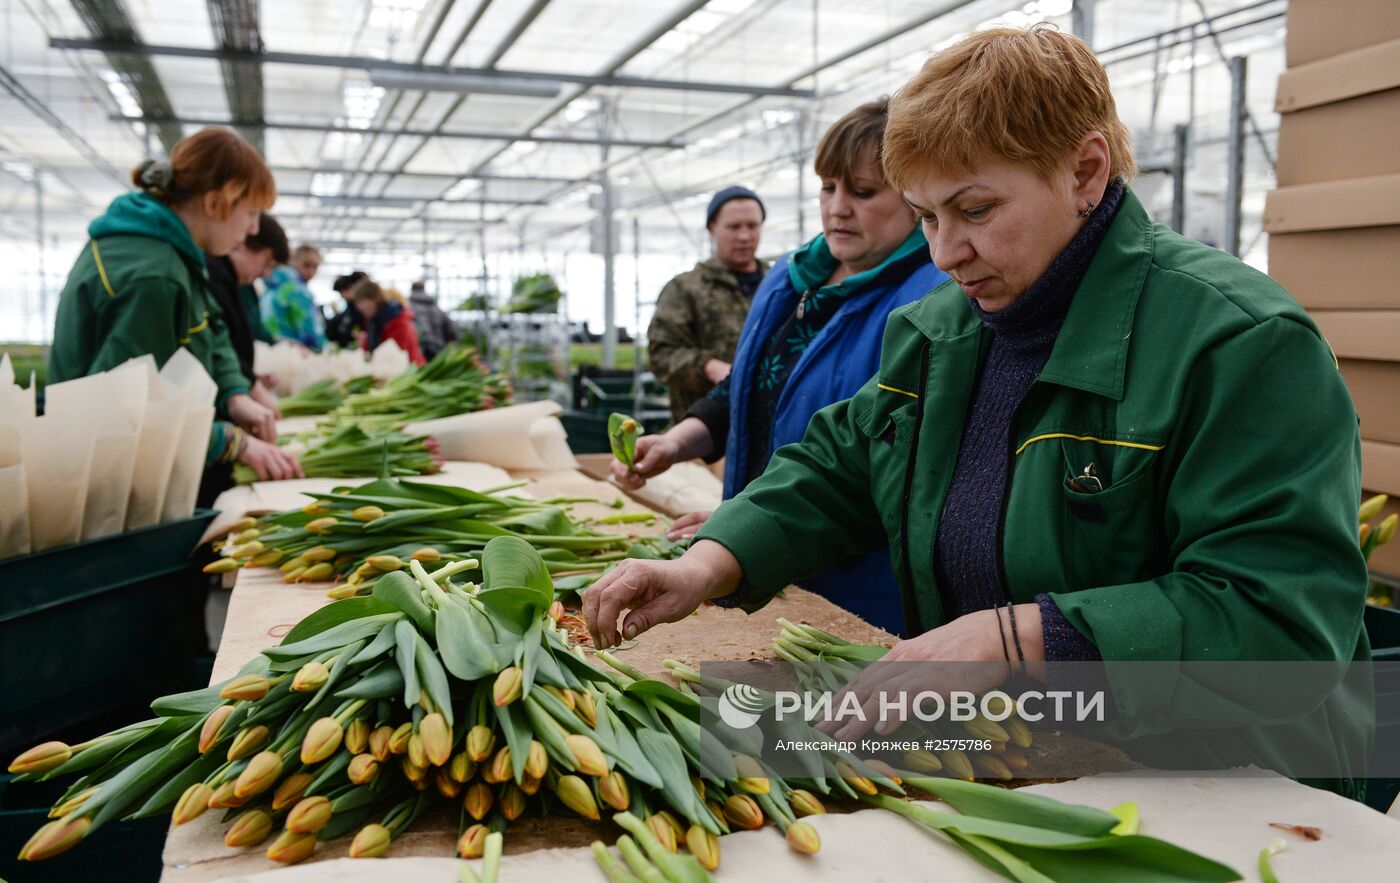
[722, 231, 947, 635]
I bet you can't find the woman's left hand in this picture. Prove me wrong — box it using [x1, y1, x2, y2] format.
[228, 392, 277, 441]
[251, 380, 283, 420]
[818, 604, 1043, 741]
[666, 510, 713, 541]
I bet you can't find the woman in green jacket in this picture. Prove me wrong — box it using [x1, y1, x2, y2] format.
[49, 127, 301, 481]
[586, 27, 1371, 795]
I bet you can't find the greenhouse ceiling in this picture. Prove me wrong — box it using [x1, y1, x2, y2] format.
[1, 0, 1286, 273]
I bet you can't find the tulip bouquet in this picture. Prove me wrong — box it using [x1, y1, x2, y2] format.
[324, 344, 511, 431]
[232, 425, 441, 485]
[12, 539, 819, 871]
[203, 475, 682, 597]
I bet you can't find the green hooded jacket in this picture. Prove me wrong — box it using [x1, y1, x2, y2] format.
[49, 191, 250, 409]
[697, 190, 1372, 796]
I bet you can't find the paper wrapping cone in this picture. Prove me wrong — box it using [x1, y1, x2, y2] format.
[21, 414, 95, 551]
[369, 339, 408, 381]
[126, 363, 184, 530]
[0, 463, 30, 558]
[44, 363, 149, 540]
[159, 350, 217, 524]
[406, 401, 577, 471]
[162, 404, 214, 523]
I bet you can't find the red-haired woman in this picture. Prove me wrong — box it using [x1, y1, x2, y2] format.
[49, 127, 301, 481]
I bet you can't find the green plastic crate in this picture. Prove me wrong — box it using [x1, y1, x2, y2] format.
[0, 511, 216, 755]
[560, 410, 670, 455]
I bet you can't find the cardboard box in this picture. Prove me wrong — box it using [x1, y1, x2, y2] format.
[1263, 174, 1400, 235]
[1363, 440, 1400, 497]
[1286, 0, 1400, 67]
[1268, 226, 1400, 310]
[1275, 39, 1400, 186]
[1365, 492, 1400, 578]
[1311, 312, 1400, 362]
[1339, 360, 1400, 445]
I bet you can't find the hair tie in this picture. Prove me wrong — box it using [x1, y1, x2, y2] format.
[138, 158, 174, 191]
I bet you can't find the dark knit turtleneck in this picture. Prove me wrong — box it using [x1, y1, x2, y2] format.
[932, 179, 1126, 662]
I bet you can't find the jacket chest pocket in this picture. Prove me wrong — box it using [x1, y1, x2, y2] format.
[856, 395, 921, 556]
[1056, 437, 1165, 589]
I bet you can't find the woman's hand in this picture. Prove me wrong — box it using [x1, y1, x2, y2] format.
[238, 435, 304, 482]
[584, 539, 742, 649]
[611, 434, 681, 489]
[227, 392, 277, 441]
[818, 604, 1044, 740]
[667, 510, 713, 541]
[250, 380, 283, 420]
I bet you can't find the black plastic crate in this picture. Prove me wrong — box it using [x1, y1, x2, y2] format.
[560, 410, 671, 455]
[0, 511, 217, 755]
[0, 774, 164, 882]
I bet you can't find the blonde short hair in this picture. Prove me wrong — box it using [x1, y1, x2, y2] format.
[883, 25, 1135, 189]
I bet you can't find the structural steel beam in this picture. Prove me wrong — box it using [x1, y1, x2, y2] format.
[67, 0, 183, 151]
[49, 37, 817, 98]
[206, 0, 265, 154]
[106, 114, 684, 149]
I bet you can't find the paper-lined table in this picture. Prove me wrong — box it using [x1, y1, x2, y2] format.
[165, 462, 1400, 881]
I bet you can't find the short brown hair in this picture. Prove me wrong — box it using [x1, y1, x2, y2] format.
[883, 25, 1135, 189]
[348, 278, 384, 304]
[293, 243, 322, 261]
[131, 127, 275, 213]
[246, 213, 290, 263]
[814, 97, 891, 188]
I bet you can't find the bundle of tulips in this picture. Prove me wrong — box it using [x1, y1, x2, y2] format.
[202, 475, 683, 599]
[324, 344, 511, 432]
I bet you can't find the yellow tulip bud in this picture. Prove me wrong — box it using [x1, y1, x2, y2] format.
[564, 734, 608, 777]
[466, 725, 495, 762]
[401, 757, 428, 784]
[272, 772, 314, 811]
[285, 796, 333, 834]
[410, 546, 441, 562]
[435, 768, 463, 799]
[17, 815, 90, 861]
[9, 740, 73, 775]
[555, 774, 600, 820]
[266, 830, 317, 865]
[203, 558, 241, 574]
[449, 751, 474, 783]
[524, 740, 549, 779]
[234, 751, 283, 799]
[208, 780, 250, 809]
[280, 555, 309, 574]
[1002, 748, 1031, 771]
[788, 789, 826, 817]
[301, 718, 343, 765]
[499, 782, 526, 821]
[786, 820, 822, 854]
[1360, 493, 1389, 523]
[290, 662, 329, 694]
[862, 758, 903, 786]
[281, 567, 307, 584]
[835, 761, 877, 795]
[198, 705, 235, 754]
[520, 772, 543, 795]
[50, 787, 98, 819]
[593, 770, 629, 811]
[249, 548, 284, 567]
[301, 545, 336, 562]
[493, 666, 523, 707]
[646, 814, 678, 852]
[298, 562, 334, 582]
[345, 718, 371, 755]
[723, 794, 764, 830]
[226, 725, 270, 761]
[1379, 513, 1399, 546]
[457, 824, 489, 859]
[304, 517, 338, 535]
[350, 823, 392, 859]
[939, 749, 975, 781]
[686, 825, 720, 871]
[407, 733, 427, 768]
[973, 754, 1014, 781]
[352, 505, 385, 522]
[367, 555, 405, 572]
[388, 722, 412, 755]
[419, 713, 452, 766]
[573, 690, 598, 728]
[903, 749, 943, 774]
[224, 809, 273, 847]
[369, 725, 393, 761]
[229, 516, 259, 532]
[544, 685, 575, 711]
[734, 754, 770, 795]
[484, 746, 513, 785]
[548, 600, 564, 621]
[348, 753, 380, 785]
[219, 675, 269, 701]
[172, 783, 214, 825]
[464, 782, 494, 820]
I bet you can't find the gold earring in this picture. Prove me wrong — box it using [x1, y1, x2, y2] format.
[1078, 201, 1096, 218]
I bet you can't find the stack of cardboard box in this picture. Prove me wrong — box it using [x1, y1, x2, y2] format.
[1264, 0, 1400, 576]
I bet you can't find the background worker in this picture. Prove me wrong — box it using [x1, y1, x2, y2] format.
[408, 280, 459, 361]
[261, 242, 326, 351]
[647, 186, 767, 423]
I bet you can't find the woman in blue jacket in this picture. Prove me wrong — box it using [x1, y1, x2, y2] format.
[612, 98, 947, 635]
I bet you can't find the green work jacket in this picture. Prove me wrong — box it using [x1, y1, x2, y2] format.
[697, 190, 1372, 794]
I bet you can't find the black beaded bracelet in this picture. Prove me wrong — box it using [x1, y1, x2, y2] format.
[1006, 601, 1026, 672]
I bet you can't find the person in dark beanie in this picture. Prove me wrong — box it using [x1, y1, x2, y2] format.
[324, 269, 368, 348]
[647, 185, 767, 422]
[408, 280, 459, 361]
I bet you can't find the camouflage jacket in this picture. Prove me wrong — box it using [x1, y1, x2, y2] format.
[647, 257, 768, 422]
